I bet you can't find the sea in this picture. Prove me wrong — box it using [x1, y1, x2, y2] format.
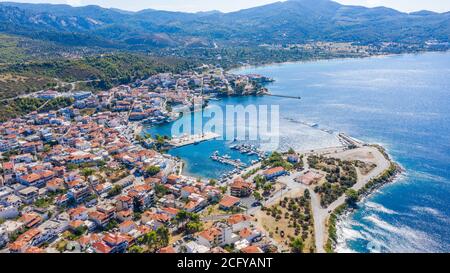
[144, 51, 450, 253]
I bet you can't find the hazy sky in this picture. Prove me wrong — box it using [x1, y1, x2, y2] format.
[1, 0, 449, 13]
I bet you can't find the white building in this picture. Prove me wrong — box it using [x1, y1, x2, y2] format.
[0, 205, 19, 220]
[185, 241, 210, 253]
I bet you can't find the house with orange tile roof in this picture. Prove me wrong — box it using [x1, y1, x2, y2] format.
[92, 240, 113, 253]
[19, 213, 42, 228]
[8, 228, 41, 253]
[101, 232, 129, 253]
[219, 195, 240, 211]
[24, 246, 45, 253]
[263, 166, 287, 180]
[117, 209, 133, 222]
[115, 194, 133, 211]
[141, 211, 171, 224]
[196, 223, 238, 248]
[230, 178, 253, 197]
[46, 178, 65, 192]
[241, 245, 263, 253]
[158, 246, 176, 253]
[227, 214, 252, 232]
[119, 220, 137, 234]
[68, 206, 88, 221]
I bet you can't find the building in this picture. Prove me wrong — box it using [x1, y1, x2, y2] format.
[263, 167, 287, 180]
[230, 178, 253, 197]
[295, 171, 323, 186]
[227, 214, 252, 232]
[0, 205, 19, 220]
[219, 195, 240, 211]
[18, 186, 39, 204]
[287, 153, 300, 163]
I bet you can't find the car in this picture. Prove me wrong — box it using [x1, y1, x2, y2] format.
[251, 201, 262, 207]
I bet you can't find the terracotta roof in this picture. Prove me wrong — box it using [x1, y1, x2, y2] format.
[24, 246, 45, 254]
[228, 214, 251, 225]
[239, 228, 253, 238]
[241, 245, 263, 253]
[159, 246, 176, 253]
[92, 241, 112, 254]
[263, 166, 285, 175]
[219, 195, 240, 208]
[119, 220, 136, 229]
[198, 227, 222, 242]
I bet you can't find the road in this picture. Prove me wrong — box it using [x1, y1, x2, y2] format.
[310, 146, 391, 252]
[252, 145, 390, 253]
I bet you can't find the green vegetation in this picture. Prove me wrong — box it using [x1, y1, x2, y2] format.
[262, 152, 293, 170]
[33, 196, 54, 208]
[242, 167, 260, 180]
[325, 163, 400, 253]
[262, 191, 314, 252]
[139, 226, 170, 253]
[0, 97, 73, 122]
[290, 237, 304, 253]
[311, 156, 358, 208]
[107, 185, 123, 197]
[325, 204, 347, 253]
[145, 166, 161, 177]
[174, 210, 203, 234]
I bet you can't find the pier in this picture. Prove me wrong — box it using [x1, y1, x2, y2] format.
[337, 133, 363, 148]
[266, 94, 302, 100]
[211, 152, 247, 169]
[168, 132, 221, 147]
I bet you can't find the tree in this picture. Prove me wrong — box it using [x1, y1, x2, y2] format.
[133, 196, 143, 213]
[144, 231, 158, 252]
[208, 179, 217, 186]
[254, 175, 266, 190]
[263, 183, 273, 194]
[128, 245, 144, 253]
[156, 226, 170, 248]
[253, 191, 263, 201]
[345, 189, 359, 207]
[186, 221, 203, 234]
[146, 166, 161, 177]
[290, 237, 304, 253]
[81, 168, 95, 179]
[107, 185, 122, 197]
[175, 210, 189, 227]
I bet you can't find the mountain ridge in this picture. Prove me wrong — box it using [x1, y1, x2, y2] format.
[0, 0, 448, 50]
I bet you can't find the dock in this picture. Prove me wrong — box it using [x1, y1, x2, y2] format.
[168, 132, 221, 147]
[211, 152, 247, 169]
[337, 133, 363, 148]
[266, 94, 302, 100]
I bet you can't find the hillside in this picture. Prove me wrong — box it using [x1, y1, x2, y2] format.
[0, 0, 448, 50]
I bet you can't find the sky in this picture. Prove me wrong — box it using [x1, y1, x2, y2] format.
[1, 0, 449, 13]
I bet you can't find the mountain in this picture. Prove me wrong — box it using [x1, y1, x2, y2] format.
[0, 0, 448, 50]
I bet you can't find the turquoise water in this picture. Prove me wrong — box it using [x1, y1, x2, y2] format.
[146, 52, 450, 252]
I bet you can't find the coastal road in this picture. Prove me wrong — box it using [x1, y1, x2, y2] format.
[311, 146, 391, 253]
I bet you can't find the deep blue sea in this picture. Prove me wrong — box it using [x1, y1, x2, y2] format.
[145, 52, 450, 252]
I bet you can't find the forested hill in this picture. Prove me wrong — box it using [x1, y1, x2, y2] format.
[0, 0, 448, 50]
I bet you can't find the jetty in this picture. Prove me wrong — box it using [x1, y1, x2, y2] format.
[266, 94, 302, 100]
[211, 151, 247, 169]
[337, 133, 363, 148]
[168, 132, 221, 147]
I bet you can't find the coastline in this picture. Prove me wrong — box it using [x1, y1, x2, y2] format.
[228, 49, 450, 74]
[324, 145, 403, 253]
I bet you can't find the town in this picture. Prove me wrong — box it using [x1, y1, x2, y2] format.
[0, 65, 283, 253]
[0, 63, 398, 254]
